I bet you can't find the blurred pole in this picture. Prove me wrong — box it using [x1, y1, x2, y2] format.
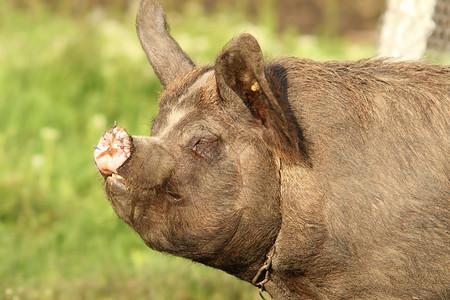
[427, 0, 450, 55]
[378, 0, 437, 60]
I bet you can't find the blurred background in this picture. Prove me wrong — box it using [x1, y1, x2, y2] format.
[1, 0, 448, 299]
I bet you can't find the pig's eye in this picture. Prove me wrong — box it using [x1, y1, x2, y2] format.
[191, 138, 220, 158]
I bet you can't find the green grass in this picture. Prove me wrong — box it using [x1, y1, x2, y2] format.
[0, 2, 375, 299]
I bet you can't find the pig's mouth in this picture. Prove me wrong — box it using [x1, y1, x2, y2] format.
[107, 173, 129, 190]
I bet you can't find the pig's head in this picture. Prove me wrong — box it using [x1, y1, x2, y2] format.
[94, 0, 303, 282]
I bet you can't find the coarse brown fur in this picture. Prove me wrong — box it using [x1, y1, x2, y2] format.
[95, 1, 450, 299]
[263, 58, 449, 299]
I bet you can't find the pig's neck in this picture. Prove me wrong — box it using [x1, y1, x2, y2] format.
[263, 164, 330, 299]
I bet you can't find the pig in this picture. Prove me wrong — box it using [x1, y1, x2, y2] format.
[94, 0, 450, 298]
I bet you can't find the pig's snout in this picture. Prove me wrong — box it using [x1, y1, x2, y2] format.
[94, 125, 175, 190]
[94, 126, 133, 176]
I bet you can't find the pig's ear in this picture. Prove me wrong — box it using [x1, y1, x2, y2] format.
[137, 0, 195, 88]
[215, 33, 301, 162]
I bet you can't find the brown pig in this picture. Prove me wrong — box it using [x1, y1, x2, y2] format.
[94, 0, 450, 298]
